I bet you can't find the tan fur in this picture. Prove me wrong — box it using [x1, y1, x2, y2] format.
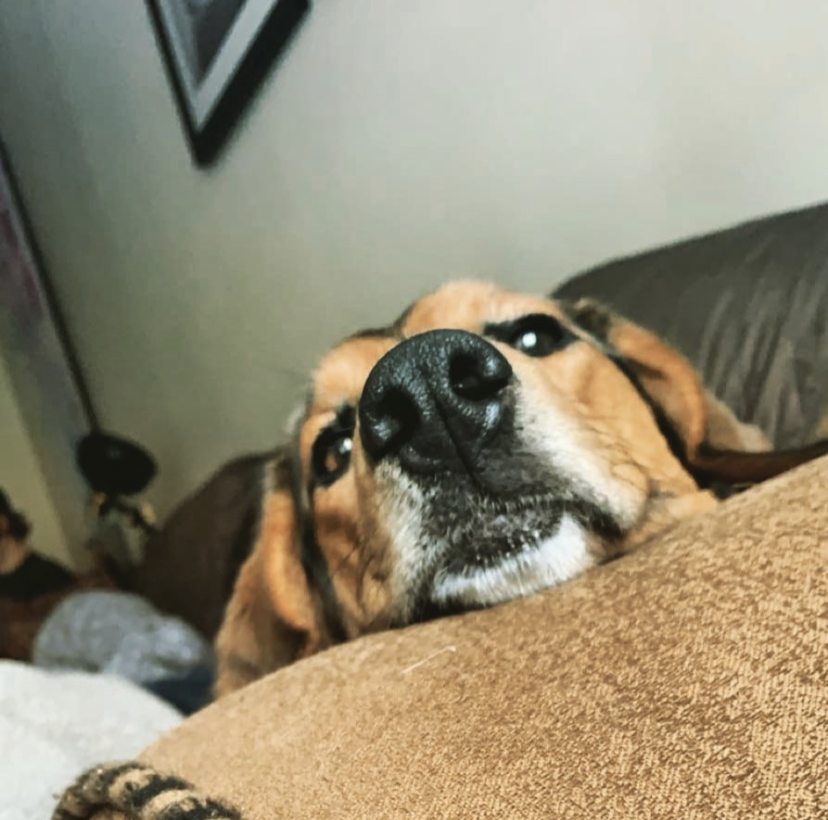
[703, 393, 770, 452]
[214, 281, 822, 698]
[213, 468, 321, 699]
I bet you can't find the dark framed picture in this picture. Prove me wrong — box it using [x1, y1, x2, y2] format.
[147, 0, 310, 165]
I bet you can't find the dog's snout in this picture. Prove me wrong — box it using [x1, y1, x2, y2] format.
[359, 330, 512, 473]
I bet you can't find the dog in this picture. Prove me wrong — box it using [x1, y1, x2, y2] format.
[214, 281, 827, 697]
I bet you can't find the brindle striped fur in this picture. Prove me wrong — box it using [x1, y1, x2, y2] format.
[53, 761, 242, 820]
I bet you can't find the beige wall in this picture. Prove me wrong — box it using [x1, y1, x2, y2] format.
[0, 0, 827, 527]
[0, 350, 72, 567]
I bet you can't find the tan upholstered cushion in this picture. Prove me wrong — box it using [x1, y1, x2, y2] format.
[91, 456, 828, 819]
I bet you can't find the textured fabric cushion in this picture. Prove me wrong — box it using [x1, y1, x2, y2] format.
[554, 202, 828, 448]
[78, 454, 828, 820]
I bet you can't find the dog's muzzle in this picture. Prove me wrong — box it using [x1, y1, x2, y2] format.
[359, 330, 513, 475]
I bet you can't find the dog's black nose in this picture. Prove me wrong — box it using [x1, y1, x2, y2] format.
[359, 330, 512, 473]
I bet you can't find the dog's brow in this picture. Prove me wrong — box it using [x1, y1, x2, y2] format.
[347, 325, 397, 341]
[391, 301, 415, 332]
[346, 297, 419, 341]
[348, 301, 415, 341]
[555, 299, 614, 343]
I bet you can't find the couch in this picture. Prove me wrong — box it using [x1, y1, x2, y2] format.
[56, 203, 828, 819]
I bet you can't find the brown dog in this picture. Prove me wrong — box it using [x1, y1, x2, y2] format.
[214, 281, 827, 697]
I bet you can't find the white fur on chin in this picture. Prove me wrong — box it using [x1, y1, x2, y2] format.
[430, 514, 595, 608]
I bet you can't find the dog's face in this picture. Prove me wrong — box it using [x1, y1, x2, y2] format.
[215, 281, 825, 697]
[297, 283, 702, 624]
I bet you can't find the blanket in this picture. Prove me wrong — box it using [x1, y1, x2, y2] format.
[0, 661, 181, 820]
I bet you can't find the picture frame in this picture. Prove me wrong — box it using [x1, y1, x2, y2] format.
[146, 0, 310, 166]
[0, 136, 96, 561]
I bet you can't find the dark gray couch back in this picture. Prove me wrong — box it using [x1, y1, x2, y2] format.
[555, 202, 828, 448]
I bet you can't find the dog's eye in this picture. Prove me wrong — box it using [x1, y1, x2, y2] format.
[314, 434, 352, 482]
[498, 314, 568, 358]
[311, 408, 355, 486]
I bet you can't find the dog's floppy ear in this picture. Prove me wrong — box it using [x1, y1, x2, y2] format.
[213, 449, 326, 699]
[561, 298, 828, 485]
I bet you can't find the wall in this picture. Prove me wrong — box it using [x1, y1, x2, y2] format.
[0, 349, 72, 567]
[1, 0, 827, 540]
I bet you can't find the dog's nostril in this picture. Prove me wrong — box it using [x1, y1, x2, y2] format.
[449, 353, 510, 401]
[370, 388, 420, 456]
